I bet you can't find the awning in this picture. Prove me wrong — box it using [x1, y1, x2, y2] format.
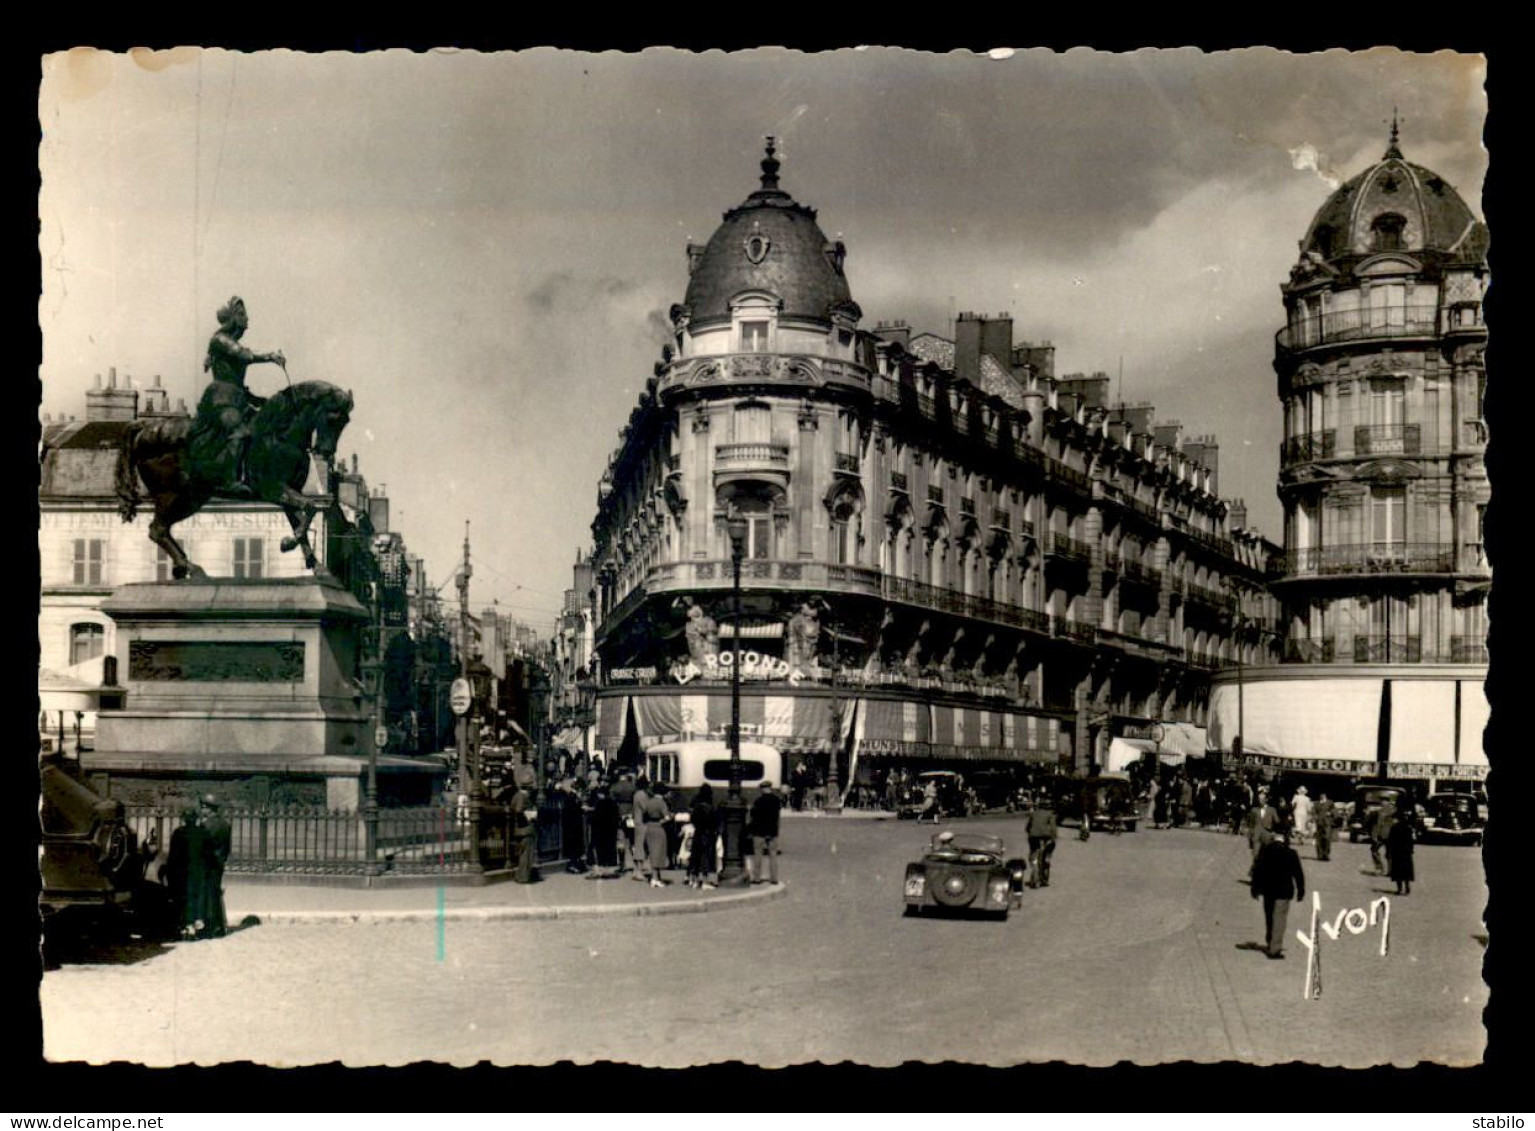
[551, 726, 586, 752]
[1209, 678, 1382, 760]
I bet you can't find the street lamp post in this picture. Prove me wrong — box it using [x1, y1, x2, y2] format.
[719, 507, 750, 884]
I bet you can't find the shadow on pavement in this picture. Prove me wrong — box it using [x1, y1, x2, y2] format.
[1234, 941, 1269, 953]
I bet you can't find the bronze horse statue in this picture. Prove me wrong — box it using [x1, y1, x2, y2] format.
[115, 380, 353, 580]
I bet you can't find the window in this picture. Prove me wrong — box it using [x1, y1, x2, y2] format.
[1371, 213, 1407, 252]
[830, 516, 851, 564]
[155, 547, 175, 582]
[739, 320, 769, 352]
[72, 539, 103, 586]
[1369, 380, 1405, 427]
[1370, 487, 1405, 560]
[69, 623, 105, 665]
[733, 499, 772, 560]
[732, 401, 772, 444]
[233, 537, 265, 579]
[1367, 284, 1407, 330]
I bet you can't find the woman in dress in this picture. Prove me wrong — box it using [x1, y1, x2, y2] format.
[643, 785, 672, 888]
[687, 783, 719, 890]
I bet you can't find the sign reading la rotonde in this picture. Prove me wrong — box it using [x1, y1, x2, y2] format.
[671, 652, 806, 687]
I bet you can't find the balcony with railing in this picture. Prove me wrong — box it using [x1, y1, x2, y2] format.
[1284, 638, 1336, 664]
[1451, 636, 1489, 664]
[1119, 559, 1162, 589]
[1281, 430, 1336, 466]
[1047, 532, 1093, 564]
[880, 573, 1052, 635]
[890, 471, 909, 493]
[1044, 456, 1092, 496]
[1353, 423, 1422, 456]
[1052, 616, 1098, 645]
[713, 441, 790, 487]
[834, 451, 860, 474]
[1353, 636, 1423, 664]
[1278, 542, 1457, 579]
[1276, 304, 1440, 354]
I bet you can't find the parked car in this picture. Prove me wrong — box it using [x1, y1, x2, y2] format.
[1419, 792, 1485, 846]
[898, 771, 972, 819]
[967, 771, 1024, 812]
[40, 760, 171, 939]
[903, 830, 1027, 919]
[1346, 784, 1407, 843]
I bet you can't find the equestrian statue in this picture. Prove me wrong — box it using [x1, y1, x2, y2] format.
[115, 296, 353, 580]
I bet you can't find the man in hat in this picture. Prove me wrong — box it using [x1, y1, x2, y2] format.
[1312, 792, 1336, 861]
[199, 794, 232, 938]
[1250, 828, 1306, 959]
[189, 296, 286, 497]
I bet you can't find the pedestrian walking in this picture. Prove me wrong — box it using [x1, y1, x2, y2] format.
[1370, 797, 1398, 876]
[587, 785, 622, 878]
[630, 776, 652, 881]
[199, 795, 231, 938]
[1250, 828, 1306, 959]
[747, 780, 783, 884]
[920, 778, 940, 824]
[557, 779, 587, 874]
[507, 772, 538, 884]
[1387, 808, 1416, 895]
[1291, 785, 1313, 848]
[642, 783, 672, 888]
[1153, 778, 1170, 829]
[1246, 787, 1279, 873]
[1025, 795, 1058, 888]
[687, 783, 720, 890]
[1312, 792, 1336, 861]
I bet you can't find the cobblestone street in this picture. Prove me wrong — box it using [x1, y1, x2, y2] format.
[41, 816, 1487, 1067]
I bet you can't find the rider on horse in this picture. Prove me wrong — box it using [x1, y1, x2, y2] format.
[189, 296, 286, 498]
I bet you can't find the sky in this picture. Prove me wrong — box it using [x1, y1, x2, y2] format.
[38, 47, 1488, 632]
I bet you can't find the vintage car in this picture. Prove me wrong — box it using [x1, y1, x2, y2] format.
[1419, 792, 1485, 846]
[1056, 774, 1140, 833]
[1346, 784, 1407, 843]
[40, 760, 170, 938]
[903, 831, 1028, 918]
[897, 770, 973, 819]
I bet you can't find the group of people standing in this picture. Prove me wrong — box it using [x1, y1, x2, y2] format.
[158, 794, 232, 941]
[513, 766, 785, 891]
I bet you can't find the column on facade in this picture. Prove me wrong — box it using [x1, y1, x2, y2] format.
[1082, 504, 1105, 630]
[1151, 532, 1173, 644]
[796, 401, 819, 560]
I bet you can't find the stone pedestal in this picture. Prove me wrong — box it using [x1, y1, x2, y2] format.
[89, 578, 432, 808]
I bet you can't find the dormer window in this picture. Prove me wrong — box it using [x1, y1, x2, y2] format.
[740, 321, 769, 352]
[1371, 213, 1407, 252]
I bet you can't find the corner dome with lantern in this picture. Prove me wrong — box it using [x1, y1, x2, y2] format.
[1296, 118, 1489, 270]
[671, 139, 861, 342]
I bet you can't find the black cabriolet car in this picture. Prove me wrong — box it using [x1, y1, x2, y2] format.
[902, 831, 1028, 919]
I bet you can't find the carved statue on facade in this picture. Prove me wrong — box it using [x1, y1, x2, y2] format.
[784, 601, 822, 669]
[683, 601, 720, 667]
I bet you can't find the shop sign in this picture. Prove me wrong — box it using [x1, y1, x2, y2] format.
[671, 653, 805, 686]
[607, 666, 658, 683]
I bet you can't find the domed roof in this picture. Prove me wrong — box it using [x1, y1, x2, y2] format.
[1300, 126, 1488, 266]
[679, 140, 858, 327]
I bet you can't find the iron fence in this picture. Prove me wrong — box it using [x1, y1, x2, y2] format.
[123, 802, 571, 877]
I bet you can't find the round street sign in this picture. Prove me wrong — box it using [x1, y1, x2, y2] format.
[374, 725, 390, 749]
[449, 677, 473, 716]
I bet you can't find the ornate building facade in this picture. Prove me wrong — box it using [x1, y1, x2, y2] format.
[590, 143, 1279, 784]
[1209, 127, 1490, 785]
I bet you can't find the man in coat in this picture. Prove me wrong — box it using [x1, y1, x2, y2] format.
[1250, 828, 1306, 959]
[1245, 787, 1279, 873]
[747, 780, 783, 884]
[1370, 796, 1398, 875]
[505, 769, 539, 884]
[1312, 792, 1336, 861]
[199, 795, 232, 938]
